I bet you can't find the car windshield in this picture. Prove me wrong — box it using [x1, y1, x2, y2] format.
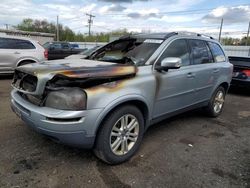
[89, 38, 162, 66]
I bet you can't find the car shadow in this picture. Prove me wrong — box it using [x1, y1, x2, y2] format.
[0, 74, 13, 80]
[145, 108, 204, 136]
[228, 86, 250, 97]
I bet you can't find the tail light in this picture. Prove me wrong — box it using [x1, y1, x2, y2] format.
[242, 70, 250, 77]
[44, 49, 48, 60]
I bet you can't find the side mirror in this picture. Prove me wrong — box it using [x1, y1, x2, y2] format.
[156, 57, 182, 71]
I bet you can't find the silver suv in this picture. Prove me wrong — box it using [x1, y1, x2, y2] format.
[10, 32, 233, 164]
[0, 36, 47, 74]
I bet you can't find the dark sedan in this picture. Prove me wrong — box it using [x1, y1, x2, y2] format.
[229, 56, 250, 89]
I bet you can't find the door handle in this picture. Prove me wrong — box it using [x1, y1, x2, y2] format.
[187, 72, 195, 78]
[14, 51, 20, 54]
[213, 68, 219, 73]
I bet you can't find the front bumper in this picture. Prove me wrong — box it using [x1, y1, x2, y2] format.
[10, 90, 103, 148]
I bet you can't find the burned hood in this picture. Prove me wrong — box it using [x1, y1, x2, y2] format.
[13, 59, 137, 95]
[16, 59, 137, 79]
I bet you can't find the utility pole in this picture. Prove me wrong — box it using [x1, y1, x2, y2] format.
[245, 21, 250, 46]
[5, 24, 8, 30]
[218, 18, 223, 43]
[86, 13, 95, 36]
[56, 15, 59, 41]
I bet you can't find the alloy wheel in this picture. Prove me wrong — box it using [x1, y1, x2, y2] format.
[213, 90, 225, 113]
[110, 114, 139, 156]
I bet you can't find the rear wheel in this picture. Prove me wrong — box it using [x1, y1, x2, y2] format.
[205, 86, 226, 117]
[94, 105, 144, 164]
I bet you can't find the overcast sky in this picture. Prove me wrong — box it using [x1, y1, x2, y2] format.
[0, 0, 250, 38]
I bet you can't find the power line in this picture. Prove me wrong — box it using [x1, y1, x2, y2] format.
[98, 3, 250, 16]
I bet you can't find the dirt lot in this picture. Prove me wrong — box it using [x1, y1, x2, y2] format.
[0, 76, 249, 188]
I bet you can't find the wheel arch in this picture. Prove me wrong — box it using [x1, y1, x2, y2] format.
[16, 58, 38, 67]
[219, 82, 230, 93]
[94, 97, 150, 137]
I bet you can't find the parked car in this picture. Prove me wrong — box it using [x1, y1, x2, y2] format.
[11, 32, 233, 164]
[0, 36, 47, 74]
[70, 43, 80, 49]
[229, 56, 250, 89]
[65, 45, 103, 59]
[43, 42, 86, 60]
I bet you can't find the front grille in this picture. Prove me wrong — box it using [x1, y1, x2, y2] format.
[12, 70, 37, 92]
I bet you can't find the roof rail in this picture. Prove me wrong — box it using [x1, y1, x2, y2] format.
[164, 32, 178, 39]
[175, 32, 214, 40]
[197, 33, 214, 40]
[177, 31, 197, 36]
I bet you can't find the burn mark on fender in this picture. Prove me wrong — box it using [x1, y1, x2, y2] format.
[85, 79, 128, 95]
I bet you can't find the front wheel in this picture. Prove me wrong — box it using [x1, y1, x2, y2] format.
[94, 105, 144, 164]
[205, 86, 226, 117]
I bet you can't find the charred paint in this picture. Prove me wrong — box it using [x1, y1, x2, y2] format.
[54, 65, 137, 79]
[16, 59, 137, 80]
[13, 59, 138, 95]
[85, 79, 130, 96]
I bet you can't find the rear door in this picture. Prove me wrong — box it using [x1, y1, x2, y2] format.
[61, 43, 72, 58]
[153, 39, 197, 118]
[0, 38, 21, 72]
[187, 39, 218, 102]
[48, 43, 63, 60]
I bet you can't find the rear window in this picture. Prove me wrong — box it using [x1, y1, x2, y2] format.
[0, 38, 35, 49]
[51, 43, 62, 49]
[42, 42, 50, 49]
[208, 42, 226, 62]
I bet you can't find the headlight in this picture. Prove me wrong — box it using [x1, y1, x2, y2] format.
[45, 88, 87, 110]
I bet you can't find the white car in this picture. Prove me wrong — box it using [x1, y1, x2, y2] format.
[0, 35, 47, 74]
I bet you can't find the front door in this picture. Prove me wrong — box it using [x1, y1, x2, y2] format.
[153, 39, 197, 118]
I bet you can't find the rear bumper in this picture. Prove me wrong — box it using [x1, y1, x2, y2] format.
[231, 78, 250, 88]
[10, 90, 103, 148]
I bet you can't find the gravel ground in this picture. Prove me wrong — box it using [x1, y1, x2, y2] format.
[0, 76, 249, 188]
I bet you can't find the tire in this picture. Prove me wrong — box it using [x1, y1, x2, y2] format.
[94, 105, 144, 165]
[205, 86, 226, 117]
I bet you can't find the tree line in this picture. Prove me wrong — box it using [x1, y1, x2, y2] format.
[15, 18, 250, 45]
[16, 18, 129, 42]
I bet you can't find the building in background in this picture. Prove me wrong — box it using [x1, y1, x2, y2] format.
[0, 29, 55, 44]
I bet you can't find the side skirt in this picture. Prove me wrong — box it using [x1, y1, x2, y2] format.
[148, 100, 209, 128]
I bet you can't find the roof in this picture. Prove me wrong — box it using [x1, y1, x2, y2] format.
[0, 34, 36, 41]
[120, 32, 215, 40]
[0, 29, 55, 37]
[120, 32, 177, 40]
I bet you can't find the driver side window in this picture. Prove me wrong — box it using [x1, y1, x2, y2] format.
[157, 39, 190, 66]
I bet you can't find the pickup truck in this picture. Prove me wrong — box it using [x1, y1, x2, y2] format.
[229, 56, 250, 89]
[43, 42, 86, 60]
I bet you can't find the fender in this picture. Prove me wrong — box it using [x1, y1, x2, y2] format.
[93, 94, 150, 135]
